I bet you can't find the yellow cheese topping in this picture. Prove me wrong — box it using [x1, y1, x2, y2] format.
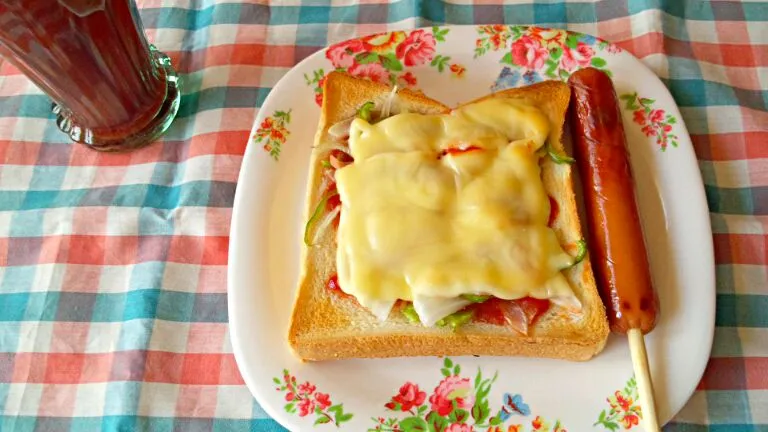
[335, 98, 575, 310]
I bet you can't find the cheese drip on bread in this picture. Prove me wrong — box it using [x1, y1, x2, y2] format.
[334, 98, 577, 325]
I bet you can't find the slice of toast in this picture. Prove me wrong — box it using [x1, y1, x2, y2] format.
[288, 71, 609, 361]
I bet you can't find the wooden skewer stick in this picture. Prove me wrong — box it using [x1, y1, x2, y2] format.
[628, 328, 660, 432]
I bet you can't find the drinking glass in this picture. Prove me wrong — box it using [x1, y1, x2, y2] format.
[0, 0, 181, 151]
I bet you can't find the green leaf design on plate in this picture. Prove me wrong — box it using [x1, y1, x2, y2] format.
[551, 46, 563, 60]
[432, 55, 450, 72]
[448, 409, 470, 424]
[471, 398, 490, 425]
[566, 34, 580, 49]
[426, 411, 449, 432]
[356, 52, 380, 65]
[591, 57, 607, 68]
[381, 53, 403, 71]
[433, 27, 450, 42]
[400, 416, 429, 432]
[545, 58, 559, 77]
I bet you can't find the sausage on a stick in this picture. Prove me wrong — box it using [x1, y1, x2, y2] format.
[568, 67, 659, 335]
[568, 67, 661, 432]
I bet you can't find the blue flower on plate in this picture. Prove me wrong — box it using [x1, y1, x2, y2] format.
[521, 70, 542, 85]
[580, 33, 598, 46]
[491, 67, 521, 92]
[498, 393, 531, 421]
[492, 67, 546, 92]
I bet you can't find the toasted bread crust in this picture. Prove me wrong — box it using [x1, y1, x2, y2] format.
[288, 72, 609, 362]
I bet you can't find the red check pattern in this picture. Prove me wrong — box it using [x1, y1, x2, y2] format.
[0, 1, 766, 431]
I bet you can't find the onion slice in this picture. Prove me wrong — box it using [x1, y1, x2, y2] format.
[311, 206, 341, 246]
[323, 168, 336, 184]
[303, 192, 338, 246]
[360, 298, 396, 321]
[381, 85, 399, 119]
[316, 175, 330, 199]
[327, 117, 354, 140]
[412, 295, 471, 327]
[550, 294, 583, 312]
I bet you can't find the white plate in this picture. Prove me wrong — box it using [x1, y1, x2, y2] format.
[228, 25, 715, 432]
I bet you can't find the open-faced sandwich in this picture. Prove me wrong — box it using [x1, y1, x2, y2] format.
[288, 71, 609, 362]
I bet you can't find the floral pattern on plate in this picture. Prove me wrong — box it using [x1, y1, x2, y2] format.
[274, 369, 354, 427]
[368, 358, 566, 432]
[477, 25, 616, 91]
[255, 109, 292, 161]
[306, 26, 464, 106]
[235, 25, 710, 432]
[594, 376, 642, 431]
[620, 92, 680, 151]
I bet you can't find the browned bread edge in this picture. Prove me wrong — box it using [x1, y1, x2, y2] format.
[288, 72, 609, 362]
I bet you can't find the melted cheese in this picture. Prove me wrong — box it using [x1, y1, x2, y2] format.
[335, 98, 576, 321]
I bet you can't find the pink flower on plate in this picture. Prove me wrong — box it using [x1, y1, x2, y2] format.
[385, 382, 427, 412]
[606, 43, 622, 54]
[298, 381, 316, 395]
[561, 42, 595, 70]
[315, 392, 332, 410]
[314, 74, 327, 106]
[396, 29, 436, 66]
[298, 398, 316, 417]
[445, 424, 474, 432]
[641, 125, 656, 137]
[429, 376, 475, 416]
[326, 39, 366, 69]
[348, 62, 391, 84]
[397, 71, 418, 87]
[649, 108, 665, 122]
[510, 35, 549, 69]
[632, 109, 646, 125]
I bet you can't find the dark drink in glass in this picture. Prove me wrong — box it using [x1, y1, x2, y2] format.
[0, 0, 181, 151]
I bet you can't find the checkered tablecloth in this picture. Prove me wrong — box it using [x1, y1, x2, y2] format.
[0, 1, 766, 431]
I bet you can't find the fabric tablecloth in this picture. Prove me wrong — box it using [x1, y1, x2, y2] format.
[1, 1, 766, 431]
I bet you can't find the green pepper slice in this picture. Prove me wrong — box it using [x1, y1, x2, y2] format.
[547, 143, 575, 164]
[357, 101, 375, 122]
[564, 239, 588, 268]
[460, 294, 491, 303]
[402, 303, 420, 323]
[303, 191, 339, 246]
[436, 310, 474, 331]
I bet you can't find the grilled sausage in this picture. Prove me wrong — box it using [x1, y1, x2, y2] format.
[568, 67, 659, 334]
